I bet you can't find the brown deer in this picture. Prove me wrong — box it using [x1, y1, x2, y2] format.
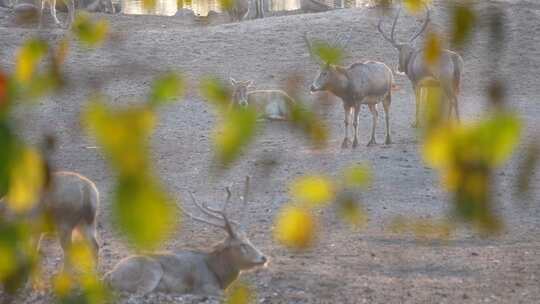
[377, 6, 464, 127]
[305, 33, 394, 148]
[230, 78, 296, 120]
[104, 177, 267, 296]
[0, 171, 100, 271]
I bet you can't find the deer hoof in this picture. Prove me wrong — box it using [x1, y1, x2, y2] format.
[367, 139, 376, 147]
[352, 139, 359, 148]
[411, 121, 419, 128]
[341, 139, 351, 149]
[385, 137, 392, 145]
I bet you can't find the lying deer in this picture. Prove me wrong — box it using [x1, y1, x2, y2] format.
[304, 33, 394, 148]
[230, 78, 296, 120]
[0, 171, 100, 271]
[104, 177, 267, 296]
[377, 5, 464, 127]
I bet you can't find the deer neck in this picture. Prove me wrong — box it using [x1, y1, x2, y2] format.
[206, 247, 240, 289]
[330, 66, 352, 100]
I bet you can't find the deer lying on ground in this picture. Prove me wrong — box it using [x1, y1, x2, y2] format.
[104, 177, 267, 296]
[0, 171, 100, 271]
[305, 33, 394, 148]
[377, 6, 464, 127]
[230, 78, 296, 120]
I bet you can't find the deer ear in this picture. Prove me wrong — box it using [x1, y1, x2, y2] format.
[230, 78, 237, 85]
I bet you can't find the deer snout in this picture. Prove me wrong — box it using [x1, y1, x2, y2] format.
[310, 85, 317, 92]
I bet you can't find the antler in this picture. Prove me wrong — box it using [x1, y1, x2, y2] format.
[409, 5, 430, 43]
[180, 181, 249, 238]
[303, 32, 322, 65]
[377, 6, 401, 48]
[333, 28, 353, 51]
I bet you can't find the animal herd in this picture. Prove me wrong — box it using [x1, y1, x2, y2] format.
[0, 3, 465, 299]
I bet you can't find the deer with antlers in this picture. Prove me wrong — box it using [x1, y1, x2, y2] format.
[104, 177, 267, 296]
[305, 32, 394, 148]
[377, 6, 464, 127]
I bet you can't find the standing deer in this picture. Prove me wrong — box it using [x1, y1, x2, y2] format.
[226, 0, 249, 22]
[230, 78, 296, 120]
[377, 6, 464, 127]
[305, 33, 394, 148]
[104, 177, 267, 296]
[0, 171, 100, 271]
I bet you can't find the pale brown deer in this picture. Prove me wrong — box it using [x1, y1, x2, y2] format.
[104, 177, 267, 296]
[305, 33, 394, 148]
[377, 6, 464, 127]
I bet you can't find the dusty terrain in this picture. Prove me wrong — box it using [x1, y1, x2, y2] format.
[1, 0, 540, 303]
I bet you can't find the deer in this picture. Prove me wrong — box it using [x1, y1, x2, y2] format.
[377, 5, 464, 127]
[0, 171, 100, 272]
[229, 78, 296, 120]
[226, 0, 249, 22]
[104, 176, 268, 296]
[12, 0, 75, 28]
[304, 32, 394, 148]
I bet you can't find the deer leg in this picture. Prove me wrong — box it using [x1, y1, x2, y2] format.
[38, 0, 45, 29]
[78, 224, 99, 268]
[367, 104, 378, 146]
[383, 93, 392, 145]
[50, 0, 61, 26]
[453, 96, 460, 122]
[412, 85, 420, 128]
[341, 105, 352, 149]
[58, 227, 73, 273]
[352, 105, 360, 148]
[66, 0, 75, 28]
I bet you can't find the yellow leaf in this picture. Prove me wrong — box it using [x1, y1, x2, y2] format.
[336, 193, 367, 229]
[225, 281, 255, 304]
[53, 272, 73, 297]
[0, 245, 16, 281]
[290, 175, 334, 207]
[422, 124, 456, 168]
[67, 240, 96, 273]
[72, 13, 109, 47]
[341, 164, 371, 188]
[213, 108, 258, 167]
[274, 206, 316, 249]
[424, 31, 441, 66]
[143, 0, 157, 10]
[15, 39, 48, 83]
[403, 0, 431, 14]
[6, 147, 45, 212]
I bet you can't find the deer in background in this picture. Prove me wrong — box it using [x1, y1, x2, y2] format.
[377, 6, 464, 127]
[226, 0, 249, 22]
[0, 171, 100, 272]
[305, 32, 394, 148]
[104, 176, 267, 296]
[230, 78, 296, 120]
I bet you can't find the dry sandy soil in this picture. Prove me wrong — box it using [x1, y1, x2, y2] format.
[1, 0, 540, 303]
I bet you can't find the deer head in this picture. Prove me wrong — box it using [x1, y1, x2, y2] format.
[377, 5, 430, 75]
[178, 176, 267, 269]
[230, 78, 253, 108]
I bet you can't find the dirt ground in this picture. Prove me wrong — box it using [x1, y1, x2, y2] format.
[1, 0, 540, 303]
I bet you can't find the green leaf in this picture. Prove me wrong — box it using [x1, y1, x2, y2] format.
[72, 13, 109, 47]
[200, 77, 232, 111]
[312, 41, 344, 66]
[451, 4, 476, 47]
[148, 72, 185, 106]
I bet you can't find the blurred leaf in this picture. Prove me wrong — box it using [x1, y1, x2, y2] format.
[515, 140, 539, 201]
[290, 175, 334, 207]
[55, 38, 70, 67]
[53, 271, 73, 297]
[451, 4, 476, 47]
[312, 40, 344, 66]
[213, 108, 258, 168]
[418, 78, 445, 129]
[148, 72, 185, 106]
[403, 0, 431, 14]
[0, 71, 8, 111]
[336, 191, 367, 229]
[143, 0, 157, 10]
[113, 176, 177, 249]
[390, 216, 453, 240]
[15, 39, 48, 84]
[225, 281, 256, 304]
[72, 13, 109, 47]
[220, 0, 234, 10]
[476, 112, 521, 167]
[83, 99, 155, 175]
[341, 164, 371, 189]
[67, 240, 96, 273]
[200, 77, 232, 111]
[424, 31, 441, 67]
[5, 146, 45, 213]
[274, 205, 316, 250]
[289, 102, 328, 148]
